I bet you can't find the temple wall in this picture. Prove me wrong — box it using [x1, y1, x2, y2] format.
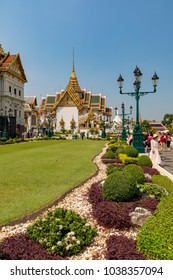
[56, 106, 78, 130]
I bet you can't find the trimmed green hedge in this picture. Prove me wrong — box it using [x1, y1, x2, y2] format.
[138, 155, 152, 167]
[103, 171, 140, 202]
[104, 150, 115, 159]
[125, 146, 139, 158]
[123, 164, 145, 184]
[137, 175, 173, 260]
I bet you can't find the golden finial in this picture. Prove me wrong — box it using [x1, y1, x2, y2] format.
[72, 48, 75, 72]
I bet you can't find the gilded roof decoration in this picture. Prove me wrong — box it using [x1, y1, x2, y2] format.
[0, 45, 27, 82]
[54, 87, 83, 111]
[59, 117, 65, 127]
[39, 56, 112, 117]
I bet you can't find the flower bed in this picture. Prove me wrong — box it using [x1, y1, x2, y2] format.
[88, 181, 159, 230]
[0, 208, 97, 260]
[0, 142, 172, 260]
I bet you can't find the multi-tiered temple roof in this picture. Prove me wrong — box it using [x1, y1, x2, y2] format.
[39, 59, 112, 117]
[0, 44, 27, 82]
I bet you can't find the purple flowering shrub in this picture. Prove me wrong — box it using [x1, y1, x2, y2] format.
[0, 233, 64, 260]
[142, 166, 160, 176]
[106, 234, 146, 260]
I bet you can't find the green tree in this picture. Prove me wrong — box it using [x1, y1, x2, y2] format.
[162, 114, 173, 127]
[140, 120, 151, 132]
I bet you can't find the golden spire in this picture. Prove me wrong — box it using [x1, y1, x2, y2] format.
[0, 44, 4, 54]
[66, 49, 83, 94]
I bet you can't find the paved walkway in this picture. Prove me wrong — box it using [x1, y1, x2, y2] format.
[159, 148, 173, 175]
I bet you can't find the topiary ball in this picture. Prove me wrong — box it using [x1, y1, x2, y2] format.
[103, 171, 140, 202]
[106, 165, 123, 176]
[104, 150, 115, 159]
[125, 147, 139, 158]
[138, 155, 153, 167]
[116, 147, 125, 156]
[123, 164, 145, 184]
[108, 144, 118, 153]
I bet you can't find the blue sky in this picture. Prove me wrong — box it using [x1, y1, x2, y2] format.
[1, 0, 173, 121]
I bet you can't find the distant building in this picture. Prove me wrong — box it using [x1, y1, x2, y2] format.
[24, 96, 38, 136]
[0, 44, 27, 137]
[39, 59, 112, 134]
[149, 121, 166, 132]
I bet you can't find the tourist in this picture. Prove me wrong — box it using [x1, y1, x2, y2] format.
[160, 132, 166, 151]
[144, 132, 153, 153]
[127, 134, 133, 145]
[150, 134, 161, 165]
[166, 133, 171, 150]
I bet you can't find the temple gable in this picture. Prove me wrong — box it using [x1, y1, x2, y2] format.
[58, 92, 77, 107]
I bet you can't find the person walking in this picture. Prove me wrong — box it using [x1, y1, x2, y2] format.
[144, 132, 153, 153]
[150, 133, 162, 165]
[166, 133, 171, 150]
[160, 132, 166, 151]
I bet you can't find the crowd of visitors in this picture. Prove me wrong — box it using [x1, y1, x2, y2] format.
[144, 131, 172, 152]
[127, 131, 172, 166]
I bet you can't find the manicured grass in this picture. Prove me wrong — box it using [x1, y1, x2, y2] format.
[0, 140, 105, 225]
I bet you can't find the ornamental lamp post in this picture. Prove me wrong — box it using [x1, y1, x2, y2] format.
[115, 103, 132, 141]
[100, 115, 107, 138]
[46, 113, 53, 138]
[2, 106, 8, 139]
[117, 67, 159, 153]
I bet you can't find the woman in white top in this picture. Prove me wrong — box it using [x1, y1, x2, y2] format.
[149, 134, 161, 165]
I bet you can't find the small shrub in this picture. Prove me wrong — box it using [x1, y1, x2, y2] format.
[106, 165, 123, 176]
[106, 234, 146, 260]
[119, 154, 139, 164]
[0, 137, 7, 142]
[116, 147, 125, 156]
[107, 143, 118, 153]
[51, 136, 60, 140]
[125, 147, 139, 158]
[123, 164, 145, 184]
[5, 139, 13, 144]
[43, 136, 49, 140]
[103, 172, 140, 202]
[109, 139, 117, 144]
[27, 208, 97, 257]
[104, 151, 115, 159]
[60, 135, 67, 140]
[138, 155, 152, 167]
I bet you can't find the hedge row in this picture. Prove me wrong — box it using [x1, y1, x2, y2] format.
[137, 175, 173, 259]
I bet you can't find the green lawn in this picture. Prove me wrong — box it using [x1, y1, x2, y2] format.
[0, 140, 105, 225]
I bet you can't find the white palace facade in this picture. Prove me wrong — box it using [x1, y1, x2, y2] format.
[0, 44, 27, 137]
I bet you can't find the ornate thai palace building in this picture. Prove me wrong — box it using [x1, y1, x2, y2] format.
[0, 43, 112, 137]
[0, 44, 27, 137]
[39, 60, 112, 135]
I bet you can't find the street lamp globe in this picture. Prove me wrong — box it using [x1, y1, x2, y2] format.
[133, 66, 142, 82]
[117, 74, 124, 90]
[152, 72, 159, 92]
